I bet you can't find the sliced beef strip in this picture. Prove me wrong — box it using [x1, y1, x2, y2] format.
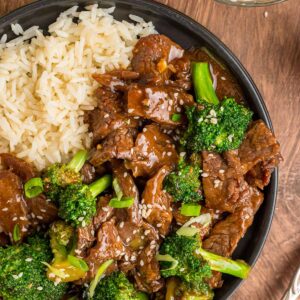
[0, 153, 38, 182]
[131, 34, 184, 85]
[75, 223, 96, 258]
[238, 120, 282, 187]
[80, 162, 96, 184]
[26, 194, 58, 226]
[111, 160, 141, 225]
[202, 187, 264, 257]
[125, 124, 178, 177]
[0, 171, 30, 242]
[127, 84, 194, 126]
[134, 244, 164, 293]
[93, 195, 115, 230]
[165, 55, 192, 90]
[87, 87, 138, 144]
[188, 48, 244, 103]
[89, 127, 138, 167]
[93, 70, 140, 92]
[202, 150, 250, 213]
[75, 195, 114, 258]
[85, 218, 126, 280]
[0, 232, 9, 247]
[141, 166, 173, 237]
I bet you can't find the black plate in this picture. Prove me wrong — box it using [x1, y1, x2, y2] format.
[0, 1, 278, 299]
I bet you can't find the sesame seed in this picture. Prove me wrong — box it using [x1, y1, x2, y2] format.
[180, 268, 185, 272]
[37, 216, 43, 220]
[126, 238, 130, 243]
[119, 222, 124, 228]
[210, 118, 218, 124]
[49, 273, 55, 278]
[128, 109, 134, 113]
[264, 11, 268, 18]
[140, 260, 144, 266]
[37, 286, 43, 291]
[157, 223, 162, 228]
[104, 113, 109, 118]
[219, 169, 225, 174]
[143, 128, 147, 133]
[102, 207, 109, 212]
[144, 230, 150, 235]
[176, 107, 181, 112]
[133, 229, 137, 234]
[123, 172, 128, 178]
[78, 217, 84, 222]
[167, 152, 172, 156]
[21, 227, 28, 232]
[40, 209, 46, 213]
[25, 258, 32, 262]
[179, 99, 184, 105]
[13, 217, 18, 221]
[12, 274, 19, 280]
[201, 173, 209, 177]
[221, 76, 226, 81]
[1, 208, 8, 211]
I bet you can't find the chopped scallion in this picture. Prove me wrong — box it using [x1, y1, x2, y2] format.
[24, 177, 44, 198]
[180, 203, 201, 217]
[67, 255, 89, 272]
[171, 113, 182, 122]
[109, 197, 134, 208]
[13, 224, 21, 242]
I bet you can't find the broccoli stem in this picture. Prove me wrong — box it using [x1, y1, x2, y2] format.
[192, 62, 219, 105]
[196, 248, 250, 279]
[89, 174, 112, 199]
[67, 150, 88, 173]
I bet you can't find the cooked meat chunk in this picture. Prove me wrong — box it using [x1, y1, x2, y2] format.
[89, 127, 138, 167]
[80, 162, 96, 184]
[165, 55, 192, 90]
[0, 171, 30, 242]
[127, 85, 194, 125]
[26, 194, 58, 225]
[239, 120, 282, 189]
[0, 232, 9, 246]
[87, 87, 138, 144]
[75, 223, 96, 258]
[125, 124, 178, 177]
[93, 195, 115, 230]
[203, 187, 263, 257]
[93, 70, 140, 92]
[0, 153, 37, 182]
[245, 158, 279, 189]
[141, 166, 173, 236]
[86, 218, 125, 279]
[112, 160, 141, 224]
[134, 244, 164, 293]
[75, 195, 114, 258]
[202, 150, 250, 213]
[132, 34, 184, 85]
[188, 48, 244, 103]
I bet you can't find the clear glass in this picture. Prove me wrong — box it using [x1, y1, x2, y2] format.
[215, 0, 287, 6]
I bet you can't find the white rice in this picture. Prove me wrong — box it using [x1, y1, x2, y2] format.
[0, 5, 156, 170]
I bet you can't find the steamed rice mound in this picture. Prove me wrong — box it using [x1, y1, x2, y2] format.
[0, 5, 156, 170]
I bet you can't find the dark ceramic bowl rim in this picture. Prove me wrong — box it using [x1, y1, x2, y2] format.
[0, 0, 278, 299]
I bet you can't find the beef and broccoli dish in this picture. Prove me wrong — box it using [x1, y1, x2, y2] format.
[0, 33, 282, 300]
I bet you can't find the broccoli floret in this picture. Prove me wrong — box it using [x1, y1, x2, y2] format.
[58, 174, 112, 227]
[182, 62, 253, 152]
[45, 221, 89, 283]
[164, 156, 202, 204]
[0, 235, 68, 300]
[42, 150, 88, 202]
[93, 272, 146, 300]
[158, 235, 212, 297]
[157, 234, 250, 298]
[166, 277, 214, 300]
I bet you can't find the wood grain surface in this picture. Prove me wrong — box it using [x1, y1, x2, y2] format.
[0, 0, 299, 299]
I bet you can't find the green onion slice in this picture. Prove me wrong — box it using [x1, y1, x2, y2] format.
[156, 254, 178, 271]
[171, 113, 182, 122]
[109, 197, 134, 208]
[180, 203, 201, 216]
[176, 226, 200, 237]
[13, 224, 21, 242]
[24, 177, 44, 198]
[67, 255, 89, 272]
[89, 259, 114, 299]
[112, 178, 123, 200]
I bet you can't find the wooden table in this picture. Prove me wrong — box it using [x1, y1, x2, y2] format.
[1, 0, 299, 299]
